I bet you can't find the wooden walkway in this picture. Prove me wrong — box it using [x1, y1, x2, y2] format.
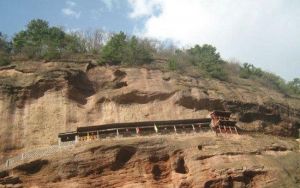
[58, 118, 212, 144]
[1, 125, 212, 171]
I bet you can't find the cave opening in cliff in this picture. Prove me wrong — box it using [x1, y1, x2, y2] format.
[110, 146, 136, 171]
[175, 156, 189, 174]
[152, 164, 162, 180]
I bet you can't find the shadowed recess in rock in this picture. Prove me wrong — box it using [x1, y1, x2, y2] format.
[110, 146, 137, 171]
[152, 164, 162, 181]
[14, 159, 48, 174]
[174, 156, 189, 174]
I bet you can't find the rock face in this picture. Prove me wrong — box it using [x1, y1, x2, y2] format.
[0, 61, 299, 161]
[1, 133, 300, 187]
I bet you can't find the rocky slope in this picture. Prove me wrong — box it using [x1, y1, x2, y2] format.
[0, 61, 299, 162]
[0, 133, 300, 187]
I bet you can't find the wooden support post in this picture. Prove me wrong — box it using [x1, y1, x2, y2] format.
[234, 127, 238, 134]
[116, 129, 119, 137]
[174, 125, 177, 134]
[225, 126, 229, 137]
[97, 131, 99, 139]
[192, 124, 195, 132]
[218, 126, 222, 135]
[229, 126, 233, 134]
[58, 137, 61, 146]
[210, 123, 217, 135]
[154, 124, 158, 134]
[224, 126, 227, 134]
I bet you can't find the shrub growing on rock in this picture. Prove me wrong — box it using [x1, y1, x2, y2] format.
[167, 58, 177, 70]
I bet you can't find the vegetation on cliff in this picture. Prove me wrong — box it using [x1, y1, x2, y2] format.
[12, 19, 85, 60]
[0, 32, 11, 66]
[101, 32, 153, 65]
[0, 19, 299, 97]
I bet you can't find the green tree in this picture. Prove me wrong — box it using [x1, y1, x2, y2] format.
[12, 19, 85, 60]
[287, 78, 300, 94]
[0, 32, 11, 66]
[123, 36, 138, 64]
[240, 63, 263, 79]
[239, 63, 253, 78]
[0, 32, 11, 52]
[101, 33, 153, 65]
[101, 32, 127, 64]
[187, 44, 227, 80]
[124, 36, 152, 64]
[13, 19, 49, 57]
[188, 44, 221, 64]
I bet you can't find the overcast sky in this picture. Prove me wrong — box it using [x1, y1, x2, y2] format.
[0, 0, 299, 80]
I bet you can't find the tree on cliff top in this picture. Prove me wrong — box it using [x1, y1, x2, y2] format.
[187, 44, 227, 80]
[12, 19, 84, 60]
[0, 32, 11, 66]
[287, 78, 300, 95]
[101, 32, 127, 64]
[101, 32, 153, 65]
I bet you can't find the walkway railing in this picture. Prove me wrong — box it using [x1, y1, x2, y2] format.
[0, 123, 211, 171]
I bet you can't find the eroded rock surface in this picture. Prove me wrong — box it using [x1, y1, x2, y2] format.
[1, 133, 299, 187]
[0, 61, 299, 162]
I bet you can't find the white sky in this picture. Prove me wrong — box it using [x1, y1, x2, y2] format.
[128, 0, 300, 80]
